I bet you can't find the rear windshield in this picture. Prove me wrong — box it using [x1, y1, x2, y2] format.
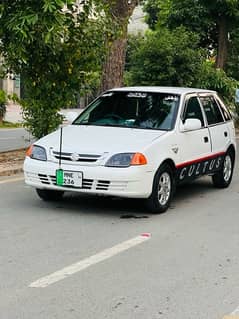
[73, 91, 180, 130]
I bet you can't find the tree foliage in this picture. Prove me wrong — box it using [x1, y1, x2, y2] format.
[143, 0, 239, 69]
[143, 0, 171, 30]
[197, 61, 239, 106]
[0, 0, 108, 138]
[139, 0, 239, 116]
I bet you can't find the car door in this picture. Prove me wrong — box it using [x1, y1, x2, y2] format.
[198, 94, 230, 154]
[175, 95, 211, 182]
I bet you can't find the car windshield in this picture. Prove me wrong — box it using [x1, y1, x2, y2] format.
[73, 91, 180, 130]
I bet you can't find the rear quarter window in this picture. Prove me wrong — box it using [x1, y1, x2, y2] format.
[214, 96, 232, 121]
[200, 96, 224, 125]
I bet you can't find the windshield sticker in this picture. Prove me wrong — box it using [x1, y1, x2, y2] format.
[164, 95, 179, 101]
[127, 92, 147, 98]
[102, 92, 114, 97]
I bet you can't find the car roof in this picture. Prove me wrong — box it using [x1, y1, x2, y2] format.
[110, 86, 216, 95]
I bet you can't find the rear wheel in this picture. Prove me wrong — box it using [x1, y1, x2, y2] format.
[36, 188, 64, 201]
[212, 151, 234, 188]
[145, 163, 175, 213]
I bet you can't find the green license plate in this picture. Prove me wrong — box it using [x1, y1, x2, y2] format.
[56, 169, 83, 187]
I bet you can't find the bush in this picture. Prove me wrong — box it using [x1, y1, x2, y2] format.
[0, 90, 7, 123]
[126, 27, 205, 87]
[21, 99, 64, 139]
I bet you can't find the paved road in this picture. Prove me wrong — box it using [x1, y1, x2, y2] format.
[0, 128, 33, 152]
[0, 152, 239, 318]
[0, 108, 82, 152]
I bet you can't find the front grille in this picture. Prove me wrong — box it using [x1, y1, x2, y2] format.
[38, 174, 110, 191]
[53, 151, 101, 163]
[39, 174, 52, 185]
[96, 180, 110, 190]
[26, 172, 128, 193]
[81, 179, 94, 189]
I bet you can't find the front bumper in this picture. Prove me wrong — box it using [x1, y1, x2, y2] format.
[24, 158, 154, 198]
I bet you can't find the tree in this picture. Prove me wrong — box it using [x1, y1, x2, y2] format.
[200, 0, 239, 69]
[226, 27, 239, 81]
[143, 0, 239, 70]
[165, 0, 217, 54]
[100, 0, 139, 92]
[0, 0, 108, 137]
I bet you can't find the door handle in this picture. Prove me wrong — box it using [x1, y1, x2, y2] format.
[204, 136, 209, 143]
[224, 131, 228, 137]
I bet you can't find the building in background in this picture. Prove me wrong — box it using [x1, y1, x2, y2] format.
[128, 6, 147, 35]
[0, 56, 20, 98]
[0, 73, 21, 98]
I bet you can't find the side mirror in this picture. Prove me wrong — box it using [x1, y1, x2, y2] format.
[181, 118, 202, 132]
[65, 111, 79, 123]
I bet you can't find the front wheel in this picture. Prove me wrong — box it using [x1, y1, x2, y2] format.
[36, 188, 64, 201]
[145, 163, 175, 214]
[212, 151, 234, 188]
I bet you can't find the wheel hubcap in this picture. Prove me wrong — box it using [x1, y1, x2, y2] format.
[158, 172, 171, 206]
[223, 155, 232, 182]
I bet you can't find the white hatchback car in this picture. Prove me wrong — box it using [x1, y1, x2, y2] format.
[24, 87, 237, 213]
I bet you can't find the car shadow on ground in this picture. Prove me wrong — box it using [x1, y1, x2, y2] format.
[173, 176, 216, 202]
[33, 176, 218, 218]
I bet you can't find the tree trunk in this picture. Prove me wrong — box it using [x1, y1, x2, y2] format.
[216, 16, 228, 69]
[101, 31, 128, 91]
[101, 0, 138, 92]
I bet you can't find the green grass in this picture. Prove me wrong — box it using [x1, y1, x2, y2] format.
[0, 121, 23, 128]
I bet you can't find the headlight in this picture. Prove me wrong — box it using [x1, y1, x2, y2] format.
[105, 153, 147, 167]
[26, 145, 47, 161]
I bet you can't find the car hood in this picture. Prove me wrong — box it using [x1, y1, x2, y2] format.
[37, 125, 167, 154]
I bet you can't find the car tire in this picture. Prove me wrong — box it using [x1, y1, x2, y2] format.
[36, 188, 64, 201]
[145, 163, 175, 213]
[212, 151, 234, 188]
